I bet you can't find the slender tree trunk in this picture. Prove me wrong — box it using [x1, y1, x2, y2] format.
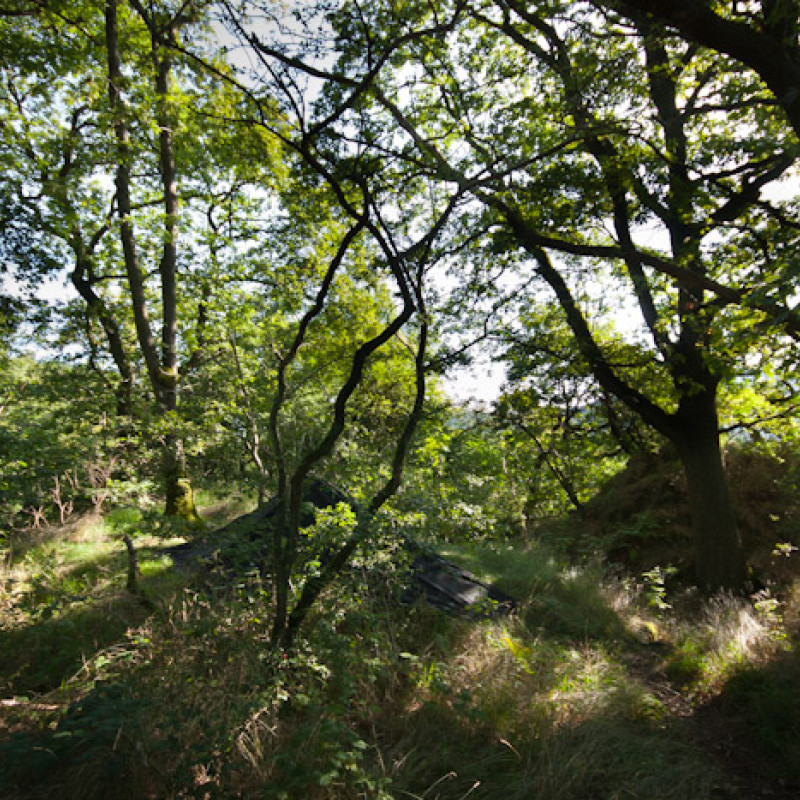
[146, 14, 201, 525]
[105, 0, 161, 388]
[70, 248, 135, 418]
[279, 314, 429, 649]
[123, 534, 139, 593]
[106, 0, 200, 523]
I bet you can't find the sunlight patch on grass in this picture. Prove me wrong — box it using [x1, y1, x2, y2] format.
[137, 554, 172, 577]
[436, 541, 564, 599]
[68, 514, 108, 543]
[385, 610, 720, 800]
[655, 591, 790, 699]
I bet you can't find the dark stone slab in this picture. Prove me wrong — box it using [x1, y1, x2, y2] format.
[160, 481, 517, 618]
[404, 552, 517, 618]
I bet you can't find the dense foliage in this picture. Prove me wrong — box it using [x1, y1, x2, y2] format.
[2, 1, 800, 797]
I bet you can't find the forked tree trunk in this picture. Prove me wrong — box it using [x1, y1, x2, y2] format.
[105, 0, 201, 525]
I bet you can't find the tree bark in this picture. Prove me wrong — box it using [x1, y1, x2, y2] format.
[163, 435, 201, 524]
[70, 243, 134, 417]
[672, 388, 748, 593]
[607, 0, 800, 139]
[105, 0, 199, 522]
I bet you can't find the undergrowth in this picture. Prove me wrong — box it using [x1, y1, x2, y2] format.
[1, 488, 799, 799]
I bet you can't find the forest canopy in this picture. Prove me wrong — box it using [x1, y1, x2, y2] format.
[4, 0, 800, 590]
[2, 3, 800, 796]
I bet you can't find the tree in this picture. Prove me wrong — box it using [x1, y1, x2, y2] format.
[0, 1, 132, 402]
[0, 354, 118, 528]
[234, 0, 800, 591]
[104, 0, 206, 520]
[170, 1, 485, 644]
[0, 0, 280, 519]
[3, 0, 448, 651]
[598, 1, 800, 139]
[190, 183, 434, 506]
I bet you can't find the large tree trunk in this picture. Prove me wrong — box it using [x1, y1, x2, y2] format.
[672, 389, 748, 592]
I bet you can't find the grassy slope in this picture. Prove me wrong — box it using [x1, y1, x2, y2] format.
[1, 459, 799, 800]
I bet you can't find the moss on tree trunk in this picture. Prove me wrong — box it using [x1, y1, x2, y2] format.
[165, 476, 202, 527]
[163, 440, 203, 528]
